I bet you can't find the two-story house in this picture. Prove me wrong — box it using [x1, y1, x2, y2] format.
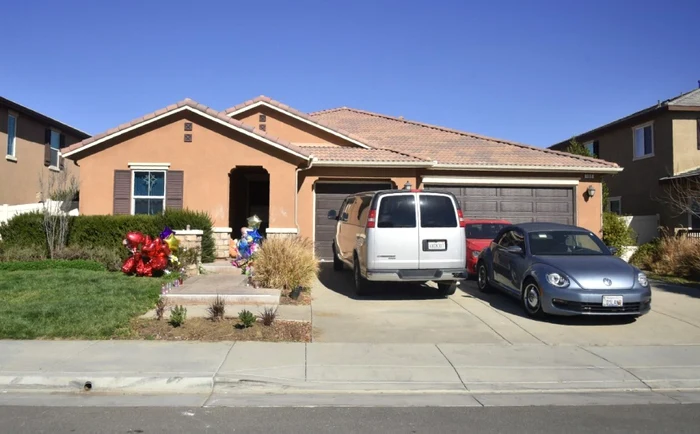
[1, 96, 90, 206]
[551, 86, 700, 230]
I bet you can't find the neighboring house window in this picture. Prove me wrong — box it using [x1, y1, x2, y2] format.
[607, 197, 622, 215]
[633, 122, 654, 159]
[690, 200, 700, 229]
[132, 171, 166, 215]
[6, 113, 17, 158]
[584, 140, 599, 157]
[50, 130, 61, 167]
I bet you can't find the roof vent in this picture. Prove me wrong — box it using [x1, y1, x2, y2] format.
[398, 116, 404, 120]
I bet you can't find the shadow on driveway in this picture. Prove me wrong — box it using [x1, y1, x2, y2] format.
[317, 263, 449, 301]
[458, 281, 637, 327]
[651, 279, 700, 299]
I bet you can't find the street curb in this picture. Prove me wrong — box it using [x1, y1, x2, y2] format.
[0, 376, 213, 394]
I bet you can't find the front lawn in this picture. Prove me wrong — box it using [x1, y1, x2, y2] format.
[0, 267, 161, 339]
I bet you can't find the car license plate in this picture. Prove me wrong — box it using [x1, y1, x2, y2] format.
[427, 241, 446, 251]
[602, 296, 623, 307]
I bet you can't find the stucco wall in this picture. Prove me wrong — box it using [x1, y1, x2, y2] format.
[234, 106, 356, 146]
[0, 105, 81, 205]
[74, 111, 301, 228]
[672, 113, 700, 175]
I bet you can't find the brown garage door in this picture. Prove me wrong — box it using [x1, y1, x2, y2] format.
[424, 185, 574, 225]
[315, 182, 393, 261]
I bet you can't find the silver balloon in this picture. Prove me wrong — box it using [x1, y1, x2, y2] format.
[246, 214, 262, 230]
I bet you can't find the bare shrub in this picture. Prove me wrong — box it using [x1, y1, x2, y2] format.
[259, 307, 278, 326]
[39, 170, 78, 259]
[253, 237, 318, 291]
[155, 297, 168, 321]
[207, 295, 226, 321]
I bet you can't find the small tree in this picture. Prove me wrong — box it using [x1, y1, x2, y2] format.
[38, 170, 78, 258]
[565, 138, 610, 205]
[660, 176, 700, 226]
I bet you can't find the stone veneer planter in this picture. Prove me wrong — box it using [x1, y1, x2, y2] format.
[212, 227, 232, 260]
[173, 229, 203, 275]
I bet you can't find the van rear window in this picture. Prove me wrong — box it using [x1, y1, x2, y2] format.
[377, 195, 416, 228]
[419, 195, 457, 228]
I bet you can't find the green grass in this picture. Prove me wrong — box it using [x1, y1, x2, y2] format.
[648, 273, 700, 289]
[0, 268, 164, 339]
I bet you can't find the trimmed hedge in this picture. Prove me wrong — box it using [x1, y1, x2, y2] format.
[0, 259, 106, 272]
[0, 209, 216, 263]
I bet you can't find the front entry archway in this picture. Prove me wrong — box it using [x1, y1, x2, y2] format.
[229, 166, 270, 236]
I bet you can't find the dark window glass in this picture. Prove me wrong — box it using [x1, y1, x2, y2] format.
[466, 223, 508, 239]
[644, 126, 653, 155]
[419, 195, 457, 228]
[356, 196, 372, 224]
[340, 198, 354, 222]
[377, 195, 416, 228]
[528, 231, 607, 256]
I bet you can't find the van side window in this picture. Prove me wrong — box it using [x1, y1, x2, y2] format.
[356, 195, 372, 224]
[377, 195, 416, 228]
[419, 195, 457, 228]
[340, 198, 354, 222]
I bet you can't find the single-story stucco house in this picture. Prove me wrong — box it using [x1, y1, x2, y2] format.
[63, 96, 621, 260]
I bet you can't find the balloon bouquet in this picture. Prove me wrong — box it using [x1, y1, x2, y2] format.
[230, 215, 264, 279]
[121, 227, 180, 277]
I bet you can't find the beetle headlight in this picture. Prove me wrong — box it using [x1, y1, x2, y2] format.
[546, 272, 570, 288]
[637, 273, 649, 287]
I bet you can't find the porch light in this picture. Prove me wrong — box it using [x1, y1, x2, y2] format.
[404, 181, 412, 190]
[587, 185, 596, 198]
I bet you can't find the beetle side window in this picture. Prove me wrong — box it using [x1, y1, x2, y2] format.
[512, 231, 526, 251]
[496, 231, 512, 248]
[377, 195, 416, 228]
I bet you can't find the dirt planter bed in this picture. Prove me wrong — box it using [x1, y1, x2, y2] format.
[126, 318, 311, 342]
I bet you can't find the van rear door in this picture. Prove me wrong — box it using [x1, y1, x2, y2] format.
[368, 193, 420, 270]
[417, 193, 465, 270]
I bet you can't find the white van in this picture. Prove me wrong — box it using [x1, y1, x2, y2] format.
[327, 189, 467, 297]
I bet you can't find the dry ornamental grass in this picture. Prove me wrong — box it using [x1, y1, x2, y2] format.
[253, 237, 319, 292]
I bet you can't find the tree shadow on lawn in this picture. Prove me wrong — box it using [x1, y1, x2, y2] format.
[316, 263, 448, 301]
[458, 280, 637, 327]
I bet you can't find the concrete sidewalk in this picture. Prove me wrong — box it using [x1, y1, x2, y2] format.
[2, 341, 700, 398]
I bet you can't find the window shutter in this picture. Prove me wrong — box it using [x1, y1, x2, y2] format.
[43, 129, 51, 166]
[58, 134, 66, 169]
[593, 140, 600, 158]
[113, 170, 132, 215]
[166, 170, 184, 210]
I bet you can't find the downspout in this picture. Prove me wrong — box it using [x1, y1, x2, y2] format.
[295, 156, 315, 234]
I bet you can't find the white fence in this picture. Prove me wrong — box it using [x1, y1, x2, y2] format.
[621, 214, 659, 245]
[0, 201, 79, 225]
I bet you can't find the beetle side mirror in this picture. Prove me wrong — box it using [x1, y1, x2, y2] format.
[607, 246, 618, 255]
[506, 245, 523, 255]
[327, 210, 338, 220]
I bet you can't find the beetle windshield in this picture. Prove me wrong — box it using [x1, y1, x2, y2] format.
[528, 231, 609, 256]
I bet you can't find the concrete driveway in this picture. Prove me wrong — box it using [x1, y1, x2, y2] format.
[311, 264, 700, 345]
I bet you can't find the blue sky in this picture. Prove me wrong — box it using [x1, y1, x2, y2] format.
[2, 0, 699, 146]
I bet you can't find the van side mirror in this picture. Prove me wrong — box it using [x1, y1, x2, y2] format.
[327, 210, 338, 220]
[506, 245, 523, 255]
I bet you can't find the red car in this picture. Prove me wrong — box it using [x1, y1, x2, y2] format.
[465, 219, 511, 275]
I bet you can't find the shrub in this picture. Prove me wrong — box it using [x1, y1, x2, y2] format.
[53, 245, 123, 271]
[253, 237, 318, 291]
[238, 309, 256, 328]
[629, 239, 661, 270]
[0, 259, 105, 272]
[169, 305, 187, 327]
[653, 236, 700, 278]
[207, 295, 226, 321]
[68, 215, 159, 257]
[157, 209, 215, 263]
[155, 297, 168, 321]
[259, 307, 278, 326]
[602, 212, 636, 256]
[0, 212, 46, 250]
[0, 244, 47, 262]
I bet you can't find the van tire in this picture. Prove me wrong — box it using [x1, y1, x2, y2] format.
[437, 282, 456, 297]
[332, 244, 343, 272]
[353, 256, 370, 297]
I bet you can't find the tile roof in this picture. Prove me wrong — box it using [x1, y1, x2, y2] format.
[63, 99, 310, 159]
[669, 88, 700, 107]
[297, 145, 430, 165]
[310, 107, 619, 170]
[660, 166, 700, 181]
[225, 96, 374, 149]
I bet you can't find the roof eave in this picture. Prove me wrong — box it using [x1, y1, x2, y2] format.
[430, 164, 623, 174]
[311, 160, 432, 168]
[1, 96, 90, 138]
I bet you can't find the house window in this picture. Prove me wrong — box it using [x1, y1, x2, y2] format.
[607, 197, 622, 215]
[584, 140, 600, 157]
[6, 113, 17, 158]
[633, 122, 654, 159]
[132, 171, 166, 215]
[50, 130, 61, 167]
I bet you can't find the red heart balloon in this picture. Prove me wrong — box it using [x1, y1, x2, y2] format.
[121, 256, 137, 274]
[124, 232, 145, 250]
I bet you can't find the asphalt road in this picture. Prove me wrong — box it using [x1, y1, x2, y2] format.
[0, 405, 698, 433]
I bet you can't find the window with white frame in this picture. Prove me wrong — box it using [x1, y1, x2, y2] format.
[633, 123, 653, 159]
[6, 113, 17, 158]
[132, 171, 166, 215]
[607, 197, 622, 215]
[49, 130, 61, 167]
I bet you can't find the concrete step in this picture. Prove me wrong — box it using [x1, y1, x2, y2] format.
[163, 288, 280, 305]
[201, 260, 242, 275]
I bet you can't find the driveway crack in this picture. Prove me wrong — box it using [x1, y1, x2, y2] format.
[578, 345, 653, 391]
[435, 344, 469, 392]
[449, 298, 512, 345]
[652, 309, 700, 330]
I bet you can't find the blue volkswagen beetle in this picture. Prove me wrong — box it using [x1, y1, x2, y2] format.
[476, 223, 651, 318]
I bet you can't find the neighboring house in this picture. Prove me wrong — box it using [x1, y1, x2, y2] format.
[1, 97, 90, 205]
[550, 87, 700, 229]
[63, 96, 619, 260]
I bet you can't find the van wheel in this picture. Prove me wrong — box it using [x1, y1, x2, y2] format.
[477, 262, 492, 293]
[353, 256, 370, 297]
[332, 244, 343, 272]
[437, 282, 456, 297]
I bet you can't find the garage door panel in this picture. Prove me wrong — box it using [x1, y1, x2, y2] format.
[425, 184, 574, 226]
